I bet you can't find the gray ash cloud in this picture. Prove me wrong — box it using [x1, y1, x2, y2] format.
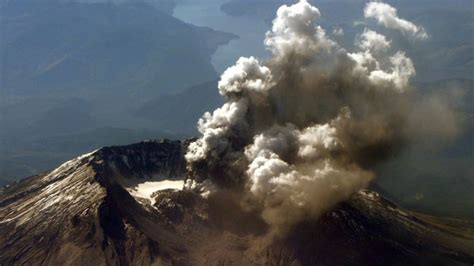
[184, 0, 459, 233]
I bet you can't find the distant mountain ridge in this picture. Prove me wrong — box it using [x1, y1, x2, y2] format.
[0, 0, 235, 181]
[0, 0, 235, 96]
[135, 80, 223, 134]
[0, 0, 178, 14]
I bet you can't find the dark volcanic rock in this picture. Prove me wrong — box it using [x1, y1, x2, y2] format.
[0, 140, 473, 265]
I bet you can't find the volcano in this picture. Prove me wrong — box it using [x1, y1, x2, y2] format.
[0, 139, 472, 265]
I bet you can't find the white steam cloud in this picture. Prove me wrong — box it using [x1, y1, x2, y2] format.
[364, 2, 428, 40]
[332, 27, 344, 37]
[185, 0, 451, 232]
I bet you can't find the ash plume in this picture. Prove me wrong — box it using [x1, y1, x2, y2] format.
[185, 0, 457, 232]
[364, 2, 428, 40]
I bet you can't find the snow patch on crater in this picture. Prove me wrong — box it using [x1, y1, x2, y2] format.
[127, 180, 184, 206]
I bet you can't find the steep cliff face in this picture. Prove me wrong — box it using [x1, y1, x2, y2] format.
[0, 140, 473, 265]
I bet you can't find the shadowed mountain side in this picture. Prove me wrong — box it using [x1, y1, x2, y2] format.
[0, 0, 236, 96]
[0, 0, 178, 14]
[136, 80, 223, 134]
[376, 79, 474, 219]
[0, 0, 236, 182]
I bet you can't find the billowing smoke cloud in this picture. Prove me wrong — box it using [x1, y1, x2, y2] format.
[364, 2, 428, 40]
[332, 27, 344, 37]
[185, 0, 453, 232]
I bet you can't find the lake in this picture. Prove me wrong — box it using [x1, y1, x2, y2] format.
[173, 0, 270, 73]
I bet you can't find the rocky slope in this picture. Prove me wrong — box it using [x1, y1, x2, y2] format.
[0, 140, 473, 265]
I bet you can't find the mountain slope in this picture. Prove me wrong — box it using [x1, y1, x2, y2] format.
[0, 1, 235, 96]
[135, 80, 223, 134]
[0, 0, 237, 181]
[0, 140, 473, 265]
